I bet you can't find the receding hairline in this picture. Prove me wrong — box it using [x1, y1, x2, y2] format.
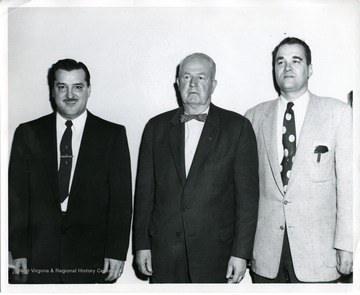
[178, 53, 216, 79]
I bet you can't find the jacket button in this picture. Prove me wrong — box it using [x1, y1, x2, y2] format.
[176, 232, 181, 237]
[284, 200, 288, 205]
[280, 226, 284, 230]
[183, 207, 188, 212]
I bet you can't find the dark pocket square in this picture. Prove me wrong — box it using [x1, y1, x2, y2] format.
[314, 145, 329, 154]
[314, 145, 329, 163]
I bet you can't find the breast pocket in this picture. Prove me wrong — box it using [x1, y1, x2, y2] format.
[311, 143, 334, 183]
[210, 155, 232, 166]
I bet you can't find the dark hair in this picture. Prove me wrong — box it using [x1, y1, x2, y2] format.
[272, 37, 312, 67]
[47, 59, 90, 96]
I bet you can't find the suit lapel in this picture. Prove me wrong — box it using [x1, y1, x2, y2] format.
[287, 94, 318, 189]
[186, 103, 220, 182]
[169, 107, 186, 187]
[262, 100, 284, 196]
[41, 113, 62, 213]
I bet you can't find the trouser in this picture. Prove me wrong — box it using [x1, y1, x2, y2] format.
[151, 240, 191, 283]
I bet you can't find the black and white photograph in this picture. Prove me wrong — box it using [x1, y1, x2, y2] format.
[1, 0, 359, 293]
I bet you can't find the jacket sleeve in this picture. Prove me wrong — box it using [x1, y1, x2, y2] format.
[133, 122, 155, 251]
[231, 118, 259, 259]
[333, 104, 353, 252]
[105, 126, 132, 261]
[9, 124, 30, 259]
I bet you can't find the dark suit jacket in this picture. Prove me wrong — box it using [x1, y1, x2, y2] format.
[134, 103, 259, 283]
[9, 111, 132, 283]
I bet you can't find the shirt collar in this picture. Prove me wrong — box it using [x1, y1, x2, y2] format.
[279, 90, 310, 109]
[56, 110, 88, 133]
[184, 106, 210, 115]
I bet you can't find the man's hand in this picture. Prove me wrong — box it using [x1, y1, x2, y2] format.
[103, 258, 125, 282]
[226, 256, 247, 283]
[136, 249, 153, 276]
[336, 250, 353, 275]
[13, 258, 28, 275]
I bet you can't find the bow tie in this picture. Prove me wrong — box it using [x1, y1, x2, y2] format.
[180, 113, 208, 123]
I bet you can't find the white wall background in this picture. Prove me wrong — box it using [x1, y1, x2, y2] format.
[3, 0, 360, 291]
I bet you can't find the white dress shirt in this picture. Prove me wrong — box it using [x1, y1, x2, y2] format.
[184, 107, 209, 177]
[56, 110, 87, 212]
[277, 91, 310, 165]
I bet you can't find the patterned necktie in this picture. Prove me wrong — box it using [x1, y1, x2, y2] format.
[280, 102, 296, 192]
[180, 113, 208, 123]
[58, 120, 73, 203]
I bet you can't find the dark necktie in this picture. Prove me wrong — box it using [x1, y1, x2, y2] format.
[58, 120, 73, 203]
[180, 113, 207, 123]
[280, 102, 296, 191]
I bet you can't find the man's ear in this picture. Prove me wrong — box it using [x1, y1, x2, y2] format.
[308, 64, 313, 79]
[211, 80, 217, 94]
[87, 85, 92, 97]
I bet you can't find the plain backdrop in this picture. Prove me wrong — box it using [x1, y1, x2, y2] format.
[2, 0, 360, 292]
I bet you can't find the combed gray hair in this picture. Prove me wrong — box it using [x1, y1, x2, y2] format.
[178, 53, 216, 80]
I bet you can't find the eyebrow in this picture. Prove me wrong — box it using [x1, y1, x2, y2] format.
[55, 82, 84, 86]
[292, 56, 303, 61]
[276, 56, 303, 61]
[182, 72, 208, 76]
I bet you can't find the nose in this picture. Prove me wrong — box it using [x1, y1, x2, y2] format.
[284, 62, 292, 72]
[190, 77, 198, 87]
[66, 88, 74, 99]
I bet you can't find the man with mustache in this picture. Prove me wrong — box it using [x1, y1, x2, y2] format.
[134, 53, 259, 283]
[245, 37, 353, 283]
[9, 59, 132, 283]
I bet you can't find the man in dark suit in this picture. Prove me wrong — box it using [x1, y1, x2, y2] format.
[134, 53, 259, 283]
[9, 59, 132, 284]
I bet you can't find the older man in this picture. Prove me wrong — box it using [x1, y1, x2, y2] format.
[134, 53, 259, 283]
